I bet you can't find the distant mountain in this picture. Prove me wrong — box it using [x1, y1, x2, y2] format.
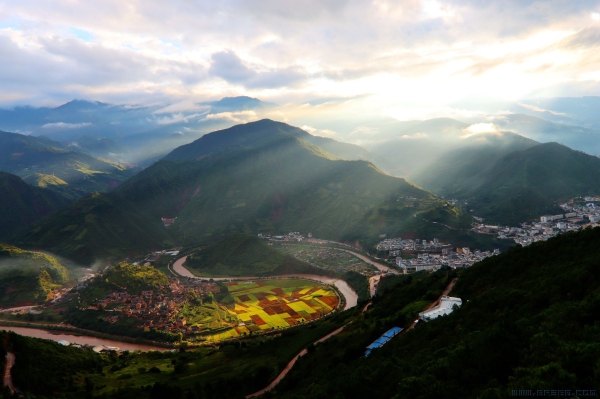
[0, 130, 136, 197]
[0, 244, 69, 307]
[202, 96, 275, 112]
[490, 113, 600, 157]
[184, 233, 329, 277]
[420, 141, 600, 224]
[14, 120, 470, 264]
[511, 96, 600, 129]
[413, 132, 539, 194]
[367, 118, 470, 177]
[165, 119, 392, 171]
[0, 172, 71, 240]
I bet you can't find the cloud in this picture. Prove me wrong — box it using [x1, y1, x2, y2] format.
[154, 113, 202, 125]
[42, 122, 92, 129]
[1, 0, 600, 115]
[206, 110, 258, 123]
[401, 132, 428, 139]
[517, 102, 569, 116]
[209, 50, 307, 88]
[301, 125, 337, 137]
[461, 123, 500, 138]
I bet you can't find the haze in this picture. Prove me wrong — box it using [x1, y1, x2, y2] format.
[2, 1, 600, 124]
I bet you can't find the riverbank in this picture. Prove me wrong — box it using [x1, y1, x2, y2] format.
[172, 256, 359, 310]
[0, 322, 172, 351]
[0, 324, 169, 352]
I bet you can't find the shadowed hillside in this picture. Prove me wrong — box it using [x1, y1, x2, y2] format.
[14, 120, 469, 264]
[418, 141, 600, 224]
[0, 171, 71, 240]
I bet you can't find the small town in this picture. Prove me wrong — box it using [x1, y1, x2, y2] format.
[376, 237, 500, 272]
[472, 197, 600, 247]
[89, 278, 221, 336]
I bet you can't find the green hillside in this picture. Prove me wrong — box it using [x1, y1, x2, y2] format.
[413, 132, 539, 194]
[13, 192, 172, 264]
[22, 172, 88, 201]
[0, 130, 136, 197]
[165, 118, 392, 171]
[0, 243, 69, 307]
[273, 227, 600, 399]
[422, 142, 600, 224]
[184, 234, 329, 277]
[0, 171, 71, 240]
[14, 120, 469, 265]
[105, 263, 168, 289]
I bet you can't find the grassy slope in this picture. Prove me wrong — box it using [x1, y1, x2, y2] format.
[184, 234, 330, 277]
[0, 171, 71, 240]
[0, 243, 69, 307]
[0, 130, 135, 197]
[275, 227, 600, 399]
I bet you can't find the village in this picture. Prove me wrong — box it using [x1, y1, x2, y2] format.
[376, 237, 500, 272]
[90, 278, 221, 336]
[471, 197, 600, 247]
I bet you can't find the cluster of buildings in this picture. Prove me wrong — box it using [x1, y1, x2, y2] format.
[376, 238, 453, 257]
[395, 248, 500, 272]
[259, 231, 308, 242]
[376, 236, 499, 272]
[133, 248, 181, 266]
[471, 199, 600, 247]
[91, 278, 220, 336]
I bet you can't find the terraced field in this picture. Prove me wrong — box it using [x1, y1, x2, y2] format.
[205, 279, 339, 341]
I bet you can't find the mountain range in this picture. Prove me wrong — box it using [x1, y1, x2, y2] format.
[12, 119, 469, 265]
[0, 130, 135, 199]
[415, 138, 600, 224]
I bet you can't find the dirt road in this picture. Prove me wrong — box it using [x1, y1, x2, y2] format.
[246, 323, 351, 398]
[3, 352, 16, 393]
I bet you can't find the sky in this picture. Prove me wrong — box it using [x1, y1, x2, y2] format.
[1, 0, 600, 121]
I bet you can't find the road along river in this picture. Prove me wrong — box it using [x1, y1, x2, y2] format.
[172, 256, 359, 310]
[337, 249, 394, 297]
[0, 325, 166, 352]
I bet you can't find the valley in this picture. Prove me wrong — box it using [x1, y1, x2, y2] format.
[2, 114, 600, 399]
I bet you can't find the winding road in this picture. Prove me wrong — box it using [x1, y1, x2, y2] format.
[3, 352, 16, 393]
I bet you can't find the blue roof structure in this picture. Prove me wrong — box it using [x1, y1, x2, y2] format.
[365, 326, 403, 356]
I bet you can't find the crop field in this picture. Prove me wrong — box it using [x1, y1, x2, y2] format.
[204, 279, 339, 341]
[279, 244, 378, 274]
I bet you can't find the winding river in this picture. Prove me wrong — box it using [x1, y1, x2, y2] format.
[0, 325, 166, 351]
[1, 255, 360, 350]
[172, 256, 359, 310]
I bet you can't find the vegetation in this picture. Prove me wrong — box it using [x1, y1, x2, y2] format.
[185, 234, 331, 277]
[0, 130, 135, 198]
[339, 271, 370, 303]
[0, 171, 70, 240]
[416, 139, 600, 224]
[1, 330, 104, 398]
[272, 227, 600, 398]
[102, 263, 169, 294]
[1, 310, 354, 399]
[0, 243, 69, 307]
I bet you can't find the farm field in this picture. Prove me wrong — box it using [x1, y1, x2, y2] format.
[204, 279, 339, 341]
[279, 243, 378, 275]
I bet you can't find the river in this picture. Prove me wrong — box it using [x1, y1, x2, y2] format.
[0, 325, 166, 352]
[172, 256, 358, 309]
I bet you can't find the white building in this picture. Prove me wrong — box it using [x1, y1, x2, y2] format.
[419, 296, 462, 320]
